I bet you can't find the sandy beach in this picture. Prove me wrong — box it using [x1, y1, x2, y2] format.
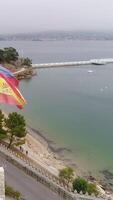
[2, 110, 113, 197]
[3, 110, 65, 176]
[22, 127, 65, 176]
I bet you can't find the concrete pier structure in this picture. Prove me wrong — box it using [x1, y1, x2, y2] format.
[32, 58, 113, 69]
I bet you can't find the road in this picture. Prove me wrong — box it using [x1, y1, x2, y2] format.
[0, 155, 63, 200]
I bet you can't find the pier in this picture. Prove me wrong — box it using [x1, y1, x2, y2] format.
[32, 58, 113, 69]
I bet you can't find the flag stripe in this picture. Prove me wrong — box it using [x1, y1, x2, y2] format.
[0, 65, 19, 87]
[0, 74, 26, 108]
[0, 74, 26, 101]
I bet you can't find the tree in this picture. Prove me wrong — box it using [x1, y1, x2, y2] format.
[73, 177, 88, 194]
[3, 47, 19, 62]
[5, 112, 27, 148]
[59, 167, 74, 185]
[0, 110, 5, 130]
[0, 49, 4, 63]
[0, 110, 7, 139]
[21, 57, 32, 66]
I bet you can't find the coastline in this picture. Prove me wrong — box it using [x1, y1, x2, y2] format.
[2, 110, 113, 195]
[23, 126, 67, 176]
[26, 126, 113, 194]
[26, 125, 86, 176]
[22, 125, 113, 194]
[1, 110, 103, 177]
[3, 110, 65, 176]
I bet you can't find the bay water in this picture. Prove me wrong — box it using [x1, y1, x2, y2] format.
[1, 40, 113, 181]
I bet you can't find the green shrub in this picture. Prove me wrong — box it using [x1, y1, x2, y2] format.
[87, 183, 98, 196]
[59, 167, 74, 185]
[0, 130, 7, 139]
[73, 177, 88, 194]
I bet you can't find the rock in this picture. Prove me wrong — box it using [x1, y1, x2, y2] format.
[15, 67, 37, 80]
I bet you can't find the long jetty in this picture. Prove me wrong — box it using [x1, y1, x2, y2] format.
[32, 58, 113, 69]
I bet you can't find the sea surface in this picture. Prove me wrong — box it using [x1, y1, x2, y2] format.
[1, 40, 113, 183]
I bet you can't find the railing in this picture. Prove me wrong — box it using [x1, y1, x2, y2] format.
[0, 140, 58, 181]
[0, 140, 108, 200]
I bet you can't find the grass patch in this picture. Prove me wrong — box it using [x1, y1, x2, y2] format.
[5, 185, 21, 200]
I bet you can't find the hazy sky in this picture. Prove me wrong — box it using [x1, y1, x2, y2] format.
[0, 0, 113, 33]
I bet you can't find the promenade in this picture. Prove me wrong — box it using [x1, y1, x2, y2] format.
[0, 140, 108, 200]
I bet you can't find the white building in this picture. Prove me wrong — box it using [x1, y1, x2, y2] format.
[0, 167, 5, 200]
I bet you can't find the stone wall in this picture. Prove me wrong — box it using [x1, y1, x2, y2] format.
[0, 143, 105, 200]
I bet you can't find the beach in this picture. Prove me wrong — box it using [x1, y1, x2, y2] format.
[3, 110, 65, 176]
[3, 111, 111, 197]
[2, 109, 86, 177]
[23, 127, 65, 176]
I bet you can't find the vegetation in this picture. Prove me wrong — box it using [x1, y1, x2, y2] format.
[59, 167, 74, 185]
[21, 57, 32, 66]
[0, 110, 5, 129]
[73, 177, 88, 194]
[0, 47, 34, 80]
[0, 47, 32, 67]
[0, 47, 19, 63]
[0, 110, 27, 148]
[73, 177, 98, 195]
[0, 110, 7, 140]
[5, 112, 27, 148]
[0, 129, 7, 140]
[5, 185, 21, 200]
[3, 47, 19, 62]
[0, 49, 4, 63]
[87, 182, 99, 196]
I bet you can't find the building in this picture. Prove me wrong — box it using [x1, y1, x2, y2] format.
[0, 167, 5, 200]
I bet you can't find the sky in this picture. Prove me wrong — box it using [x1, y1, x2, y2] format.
[0, 0, 113, 33]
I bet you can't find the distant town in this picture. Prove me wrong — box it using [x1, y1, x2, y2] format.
[1, 31, 113, 41]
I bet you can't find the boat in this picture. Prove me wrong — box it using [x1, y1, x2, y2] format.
[91, 59, 106, 65]
[92, 62, 105, 65]
[88, 70, 93, 73]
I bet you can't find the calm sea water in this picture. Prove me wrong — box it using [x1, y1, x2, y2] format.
[1, 40, 113, 178]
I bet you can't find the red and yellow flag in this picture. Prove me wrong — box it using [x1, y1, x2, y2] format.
[0, 74, 26, 109]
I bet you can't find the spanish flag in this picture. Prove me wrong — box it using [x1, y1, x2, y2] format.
[0, 65, 26, 109]
[0, 65, 19, 87]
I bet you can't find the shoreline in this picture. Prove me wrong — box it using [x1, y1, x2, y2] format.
[27, 125, 72, 156]
[2, 110, 113, 193]
[1, 110, 108, 176]
[26, 125, 113, 193]
[26, 125, 76, 175]
[23, 126, 65, 176]
[26, 125, 90, 177]
[2, 111, 68, 176]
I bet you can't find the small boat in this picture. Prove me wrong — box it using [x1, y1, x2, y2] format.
[92, 62, 105, 65]
[88, 70, 93, 73]
[91, 59, 106, 65]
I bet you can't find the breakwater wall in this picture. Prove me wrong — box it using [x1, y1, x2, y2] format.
[0, 142, 107, 200]
[32, 58, 113, 69]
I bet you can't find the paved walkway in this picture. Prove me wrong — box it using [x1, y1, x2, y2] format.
[0, 154, 63, 200]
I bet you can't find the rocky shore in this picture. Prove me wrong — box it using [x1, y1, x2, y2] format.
[4, 62, 37, 80]
[15, 67, 37, 80]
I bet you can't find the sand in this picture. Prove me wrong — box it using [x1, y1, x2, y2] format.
[2, 110, 65, 176]
[22, 130, 65, 176]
